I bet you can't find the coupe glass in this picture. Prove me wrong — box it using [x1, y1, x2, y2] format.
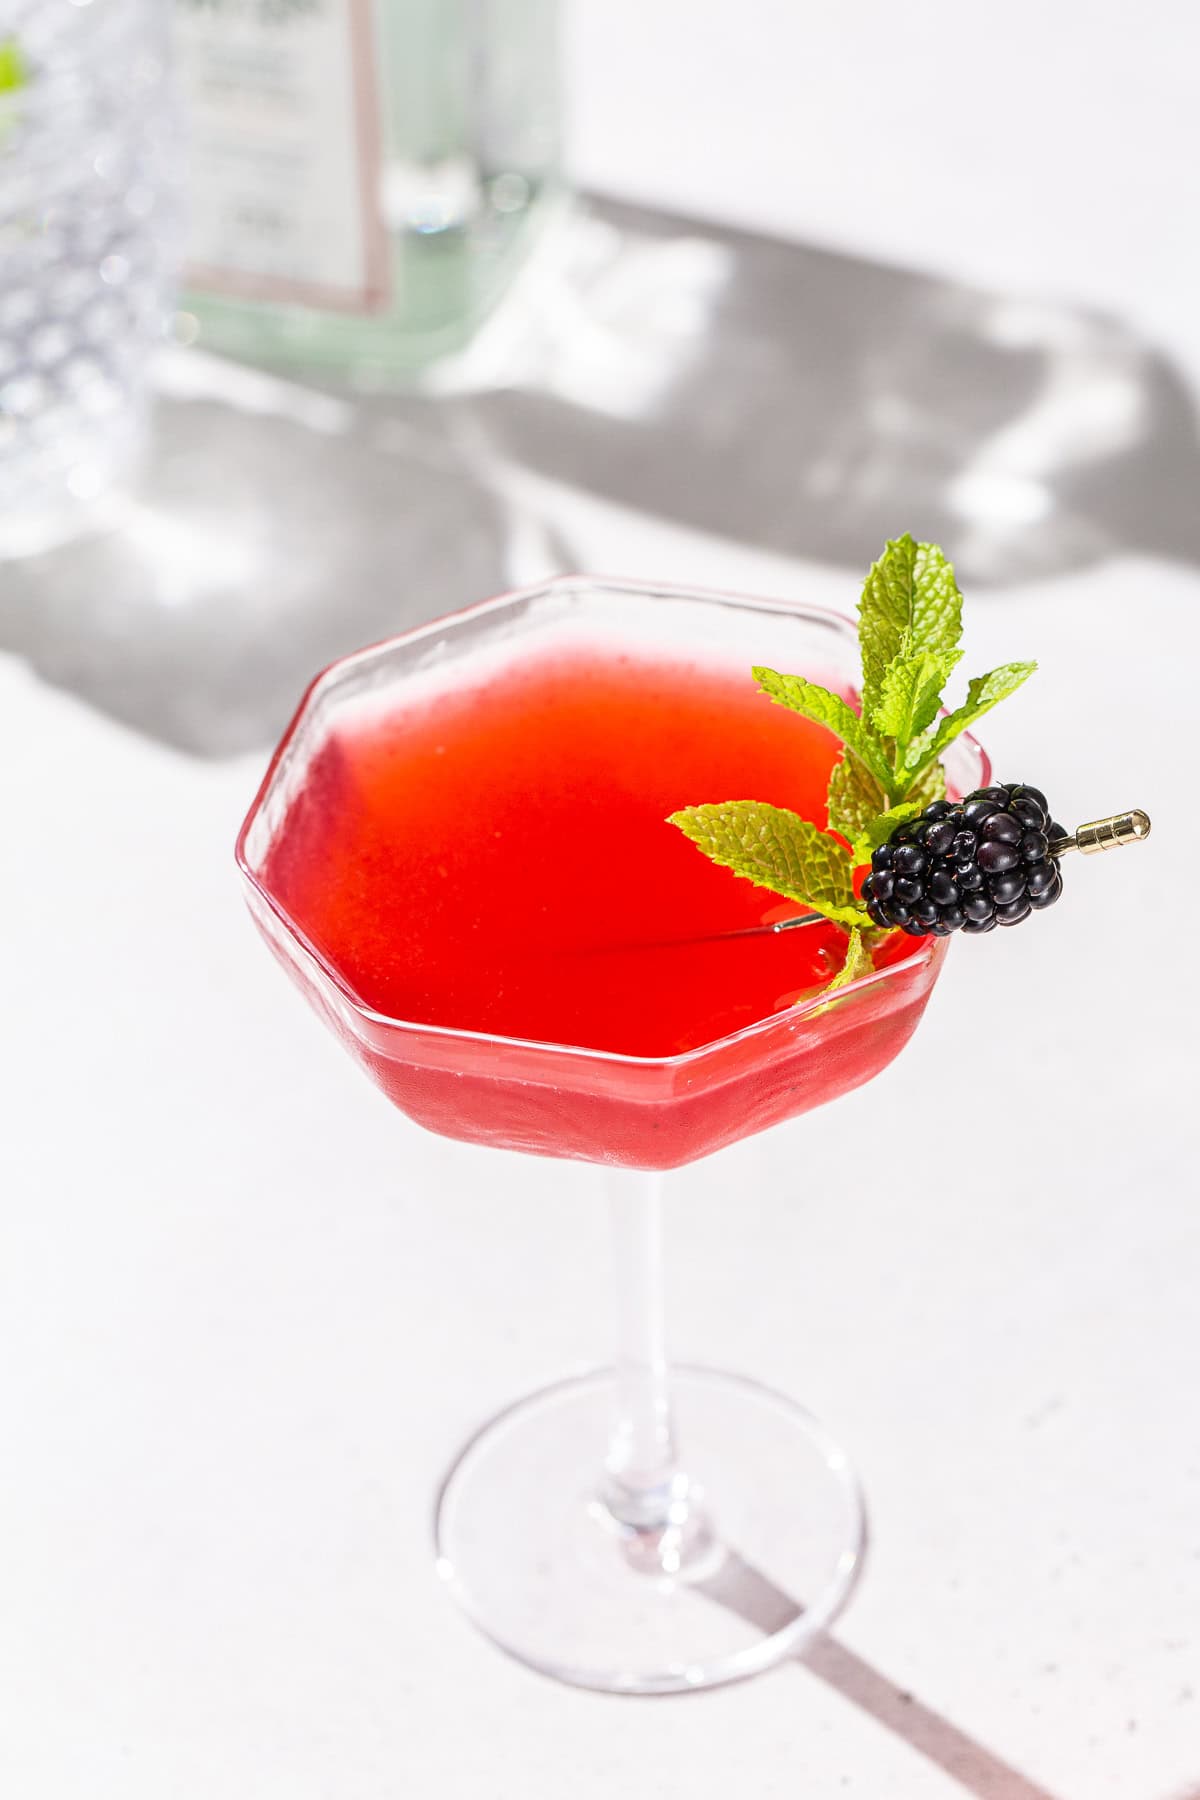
[236, 577, 988, 1694]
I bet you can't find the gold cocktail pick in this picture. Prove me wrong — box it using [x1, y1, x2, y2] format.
[1047, 808, 1152, 857]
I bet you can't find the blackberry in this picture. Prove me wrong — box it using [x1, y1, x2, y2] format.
[861, 783, 1064, 937]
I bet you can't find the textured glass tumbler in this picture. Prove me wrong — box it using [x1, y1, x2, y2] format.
[0, 0, 178, 556]
[238, 578, 989, 1692]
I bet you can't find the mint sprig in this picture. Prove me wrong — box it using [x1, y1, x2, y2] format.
[760, 537, 1035, 826]
[668, 535, 1037, 993]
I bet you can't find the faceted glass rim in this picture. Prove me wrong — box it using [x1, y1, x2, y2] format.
[236, 574, 988, 1071]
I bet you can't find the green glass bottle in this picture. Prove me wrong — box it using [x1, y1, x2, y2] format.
[176, 0, 560, 380]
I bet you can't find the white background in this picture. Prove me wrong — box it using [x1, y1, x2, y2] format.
[3, 5, 1199, 1798]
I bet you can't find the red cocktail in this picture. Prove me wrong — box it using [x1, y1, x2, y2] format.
[243, 584, 975, 1169]
[238, 577, 987, 1691]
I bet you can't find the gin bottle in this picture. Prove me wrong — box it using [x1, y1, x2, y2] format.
[176, 0, 561, 380]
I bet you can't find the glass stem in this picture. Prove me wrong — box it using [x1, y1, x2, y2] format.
[601, 1168, 688, 1532]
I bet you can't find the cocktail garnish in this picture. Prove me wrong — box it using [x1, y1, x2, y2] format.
[639, 806, 1149, 951]
[670, 537, 1150, 980]
[861, 788, 1151, 935]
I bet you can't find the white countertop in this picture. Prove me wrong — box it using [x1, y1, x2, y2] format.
[3, 6, 1199, 1797]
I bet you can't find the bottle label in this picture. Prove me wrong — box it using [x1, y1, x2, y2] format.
[177, 0, 389, 313]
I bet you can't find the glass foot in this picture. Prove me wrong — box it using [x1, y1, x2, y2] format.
[434, 1366, 866, 1694]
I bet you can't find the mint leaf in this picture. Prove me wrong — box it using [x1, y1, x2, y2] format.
[897, 723, 935, 777]
[826, 752, 888, 845]
[826, 928, 873, 992]
[812, 927, 876, 1013]
[668, 801, 863, 927]
[859, 537, 964, 720]
[0, 39, 26, 95]
[850, 802, 922, 865]
[872, 649, 952, 745]
[916, 661, 1037, 771]
[754, 666, 890, 788]
[906, 759, 947, 810]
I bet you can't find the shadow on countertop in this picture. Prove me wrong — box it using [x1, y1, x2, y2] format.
[699, 1546, 1064, 1800]
[465, 195, 1200, 586]
[0, 361, 571, 759]
[3, 194, 1198, 758]
[701, 1544, 1196, 1800]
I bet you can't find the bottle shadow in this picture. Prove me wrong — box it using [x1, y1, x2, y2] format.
[2, 194, 1197, 758]
[697, 1546, 1066, 1800]
[463, 194, 1200, 588]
